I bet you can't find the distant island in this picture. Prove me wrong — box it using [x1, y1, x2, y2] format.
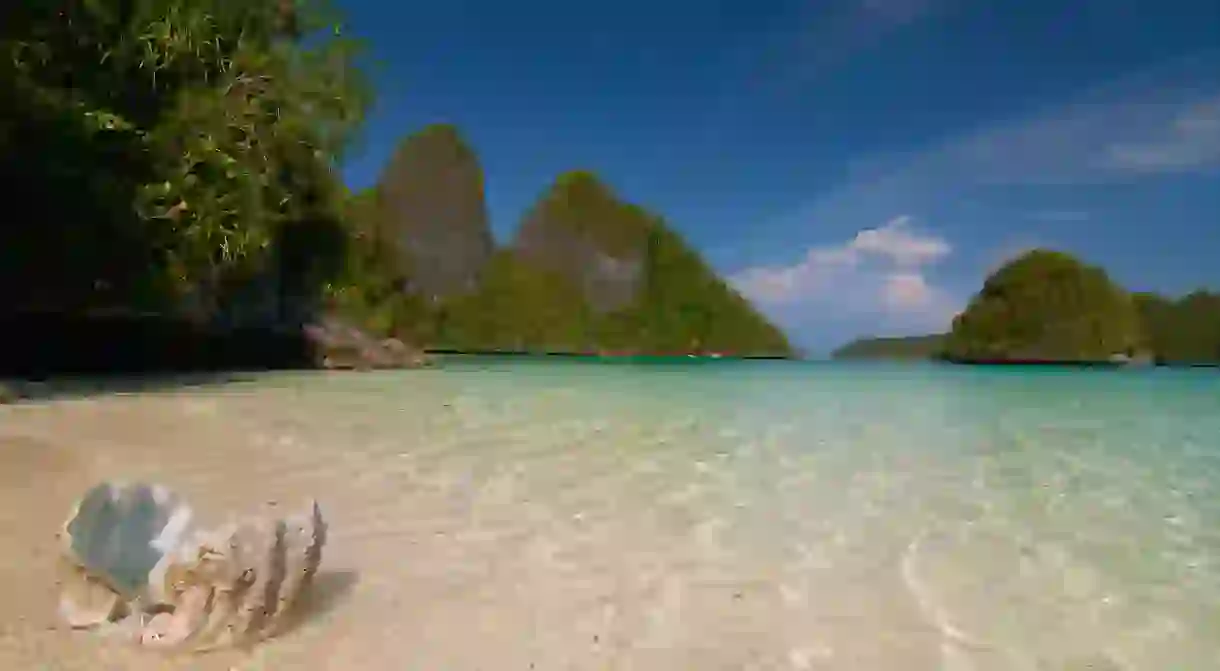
[0, 3, 790, 377]
[833, 249, 1220, 366]
[831, 334, 946, 361]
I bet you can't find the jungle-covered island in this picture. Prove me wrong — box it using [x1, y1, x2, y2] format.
[833, 249, 1220, 366]
[831, 335, 947, 362]
[0, 1, 790, 377]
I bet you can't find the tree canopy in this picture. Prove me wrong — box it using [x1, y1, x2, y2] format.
[1133, 291, 1220, 365]
[835, 272, 1220, 366]
[831, 334, 946, 361]
[1, 0, 368, 321]
[504, 172, 790, 355]
[942, 250, 1144, 362]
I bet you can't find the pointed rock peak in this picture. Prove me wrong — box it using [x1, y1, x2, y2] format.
[375, 122, 493, 299]
[389, 123, 476, 162]
[555, 169, 606, 188]
[417, 122, 462, 139]
[550, 170, 617, 202]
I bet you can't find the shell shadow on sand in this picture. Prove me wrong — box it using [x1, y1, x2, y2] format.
[176, 569, 361, 655]
[150, 570, 362, 655]
[276, 569, 361, 635]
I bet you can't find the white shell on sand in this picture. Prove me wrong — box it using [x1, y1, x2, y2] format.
[58, 482, 326, 652]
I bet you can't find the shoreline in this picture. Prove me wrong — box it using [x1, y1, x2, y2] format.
[0, 312, 794, 381]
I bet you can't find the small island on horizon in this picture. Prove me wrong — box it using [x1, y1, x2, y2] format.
[831, 250, 1220, 367]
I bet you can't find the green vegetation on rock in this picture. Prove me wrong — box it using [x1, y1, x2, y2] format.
[1133, 291, 1220, 365]
[836, 249, 1219, 366]
[321, 138, 793, 356]
[831, 334, 946, 361]
[438, 251, 594, 352]
[942, 250, 1143, 362]
[415, 172, 791, 355]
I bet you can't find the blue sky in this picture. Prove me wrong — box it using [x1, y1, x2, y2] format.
[338, 0, 1220, 353]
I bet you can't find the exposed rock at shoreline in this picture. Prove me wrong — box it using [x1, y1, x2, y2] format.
[0, 311, 431, 376]
[304, 317, 431, 370]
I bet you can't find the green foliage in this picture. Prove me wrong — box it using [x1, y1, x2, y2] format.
[1134, 291, 1220, 364]
[437, 251, 593, 351]
[337, 167, 793, 356]
[2, 0, 369, 317]
[831, 284, 1220, 366]
[832, 334, 947, 361]
[505, 172, 791, 355]
[323, 187, 440, 342]
[326, 167, 790, 356]
[525, 170, 654, 257]
[943, 249, 1144, 362]
[622, 224, 791, 354]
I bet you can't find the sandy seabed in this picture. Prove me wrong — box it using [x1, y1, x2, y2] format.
[3, 370, 1211, 670]
[0, 377, 949, 670]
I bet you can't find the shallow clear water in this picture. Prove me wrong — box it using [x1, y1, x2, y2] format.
[6, 359, 1220, 669]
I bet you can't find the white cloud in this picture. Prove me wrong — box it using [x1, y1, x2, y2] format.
[735, 56, 1220, 323]
[936, 66, 1220, 185]
[1102, 95, 1220, 173]
[730, 216, 958, 330]
[850, 214, 951, 267]
[722, 54, 1220, 347]
[767, 0, 950, 89]
[881, 272, 936, 311]
[773, 55, 1220, 204]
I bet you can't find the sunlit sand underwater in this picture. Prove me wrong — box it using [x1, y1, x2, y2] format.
[3, 359, 1219, 669]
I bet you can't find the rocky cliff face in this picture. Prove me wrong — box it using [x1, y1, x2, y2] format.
[375, 124, 494, 302]
[512, 172, 647, 313]
[505, 171, 791, 355]
[328, 132, 791, 357]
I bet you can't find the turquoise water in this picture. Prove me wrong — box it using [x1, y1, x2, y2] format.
[221, 359, 1220, 669]
[12, 360, 1219, 668]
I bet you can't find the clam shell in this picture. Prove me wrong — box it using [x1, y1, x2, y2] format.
[57, 483, 328, 651]
[135, 500, 328, 651]
[272, 500, 327, 632]
[57, 561, 126, 629]
[60, 482, 195, 600]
